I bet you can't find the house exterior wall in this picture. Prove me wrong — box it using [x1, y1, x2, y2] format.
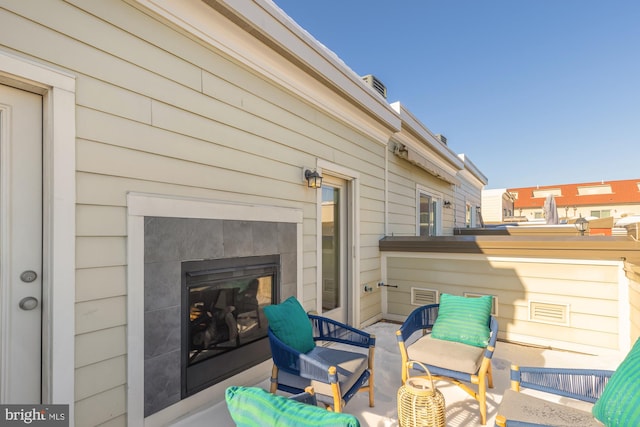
[454, 156, 487, 229]
[0, 1, 392, 424]
[0, 1, 485, 424]
[386, 103, 466, 238]
[481, 188, 515, 224]
[510, 179, 640, 221]
[628, 262, 640, 344]
[519, 203, 640, 222]
[386, 151, 455, 237]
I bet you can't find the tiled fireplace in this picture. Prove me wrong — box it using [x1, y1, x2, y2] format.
[143, 216, 297, 416]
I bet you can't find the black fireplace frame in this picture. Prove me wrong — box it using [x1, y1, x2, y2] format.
[181, 254, 280, 398]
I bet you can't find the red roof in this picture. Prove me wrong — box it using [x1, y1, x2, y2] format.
[509, 178, 640, 209]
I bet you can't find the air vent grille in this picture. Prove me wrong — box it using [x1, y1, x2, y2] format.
[529, 301, 570, 325]
[464, 292, 498, 316]
[411, 288, 439, 306]
[362, 74, 387, 99]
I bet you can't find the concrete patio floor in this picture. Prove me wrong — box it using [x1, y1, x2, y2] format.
[172, 321, 623, 426]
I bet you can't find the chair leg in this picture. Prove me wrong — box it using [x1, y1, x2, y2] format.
[331, 382, 342, 413]
[368, 346, 375, 407]
[478, 372, 487, 425]
[487, 362, 494, 389]
[269, 365, 278, 394]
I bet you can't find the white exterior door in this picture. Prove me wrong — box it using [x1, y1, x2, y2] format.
[0, 84, 43, 403]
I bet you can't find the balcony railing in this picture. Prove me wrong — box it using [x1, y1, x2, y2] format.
[380, 233, 640, 356]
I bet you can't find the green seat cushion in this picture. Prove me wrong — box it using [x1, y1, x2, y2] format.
[592, 337, 640, 427]
[431, 293, 492, 348]
[225, 386, 360, 427]
[264, 296, 315, 353]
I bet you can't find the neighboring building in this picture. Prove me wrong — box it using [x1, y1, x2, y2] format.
[456, 154, 487, 229]
[509, 179, 640, 222]
[481, 188, 516, 224]
[387, 104, 488, 237]
[0, 1, 485, 426]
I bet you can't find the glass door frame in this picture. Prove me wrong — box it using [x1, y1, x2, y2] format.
[416, 185, 443, 236]
[313, 162, 359, 326]
[320, 176, 347, 322]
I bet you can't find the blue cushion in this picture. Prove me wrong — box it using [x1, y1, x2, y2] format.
[592, 338, 640, 427]
[225, 386, 360, 427]
[264, 296, 315, 353]
[431, 293, 492, 348]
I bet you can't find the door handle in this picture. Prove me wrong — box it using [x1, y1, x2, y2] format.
[19, 296, 38, 311]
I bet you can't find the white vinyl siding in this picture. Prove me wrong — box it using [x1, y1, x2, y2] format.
[387, 150, 455, 237]
[455, 173, 483, 229]
[1, 1, 390, 424]
[384, 254, 621, 354]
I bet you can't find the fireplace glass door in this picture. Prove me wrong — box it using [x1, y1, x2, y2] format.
[182, 255, 278, 396]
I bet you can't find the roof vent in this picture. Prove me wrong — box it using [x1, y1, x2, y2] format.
[362, 74, 387, 99]
[436, 134, 447, 145]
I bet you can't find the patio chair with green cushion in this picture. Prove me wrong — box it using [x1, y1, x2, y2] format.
[495, 336, 640, 427]
[264, 296, 375, 413]
[225, 386, 360, 427]
[397, 294, 499, 425]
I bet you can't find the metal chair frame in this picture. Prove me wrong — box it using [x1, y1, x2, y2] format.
[268, 314, 375, 412]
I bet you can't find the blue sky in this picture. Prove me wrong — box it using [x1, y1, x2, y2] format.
[272, 1, 640, 189]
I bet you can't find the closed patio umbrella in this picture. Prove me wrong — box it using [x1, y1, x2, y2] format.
[543, 194, 559, 225]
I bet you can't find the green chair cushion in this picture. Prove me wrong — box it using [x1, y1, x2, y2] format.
[431, 293, 492, 348]
[225, 386, 360, 427]
[592, 337, 640, 427]
[264, 296, 315, 353]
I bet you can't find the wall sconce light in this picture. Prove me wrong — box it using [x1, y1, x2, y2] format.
[575, 215, 588, 236]
[443, 200, 452, 208]
[304, 169, 323, 189]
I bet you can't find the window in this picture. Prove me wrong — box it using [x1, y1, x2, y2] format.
[532, 188, 562, 198]
[577, 185, 612, 196]
[417, 189, 442, 236]
[590, 210, 611, 218]
[465, 204, 472, 228]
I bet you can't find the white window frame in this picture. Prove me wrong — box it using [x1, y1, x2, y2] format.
[416, 185, 443, 236]
[465, 202, 479, 228]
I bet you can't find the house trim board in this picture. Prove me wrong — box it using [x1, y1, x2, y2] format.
[0, 49, 76, 419]
[315, 160, 361, 326]
[126, 192, 303, 426]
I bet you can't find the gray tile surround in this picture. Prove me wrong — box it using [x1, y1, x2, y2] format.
[144, 217, 297, 416]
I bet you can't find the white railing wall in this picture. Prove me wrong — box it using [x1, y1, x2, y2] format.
[382, 250, 631, 356]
